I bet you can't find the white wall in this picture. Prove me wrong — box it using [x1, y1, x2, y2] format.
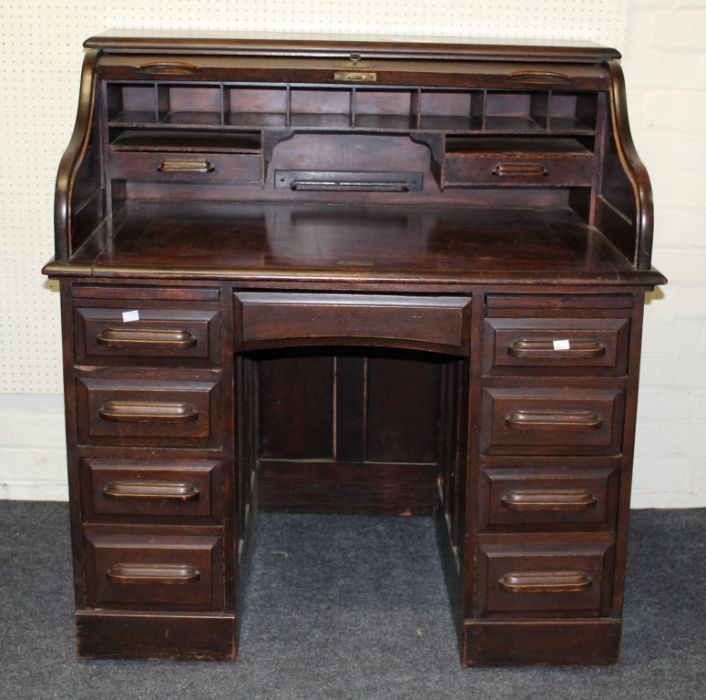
[0, 1, 703, 505]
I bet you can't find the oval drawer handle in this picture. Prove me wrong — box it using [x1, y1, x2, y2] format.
[96, 327, 197, 350]
[137, 61, 200, 75]
[99, 401, 198, 422]
[103, 481, 200, 500]
[106, 562, 201, 585]
[505, 409, 603, 431]
[501, 488, 596, 511]
[508, 70, 570, 83]
[508, 338, 606, 359]
[158, 158, 215, 173]
[499, 570, 592, 594]
[492, 163, 548, 177]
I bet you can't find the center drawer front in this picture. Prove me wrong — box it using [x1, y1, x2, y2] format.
[480, 467, 618, 529]
[234, 292, 472, 354]
[108, 151, 261, 182]
[480, 388, 625, 455]
[85, 533, 223, 610]
[482, 318, 630, 376]
[80, 459, 222, 522]
[478, 541, 613, 615]
[74, 308, 220, 365]
[76, 378, 221, 445]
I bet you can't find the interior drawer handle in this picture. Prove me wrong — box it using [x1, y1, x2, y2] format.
[505, 409, 603, 431]
[499, 570, 592, 593]
[136, 61, 200, 75]
[508, 338, 606, 359]
[99, 401, 199, 422]
[96, 327, 197, 350]
[158, 158, 215, 173]
[103, 481, 200, 500]
[492, 163, 548, 177]
[290, 180, 410, 192]
[106, 563, 201, 584]
[501, 488, 597, 511]
[508, 70, 570, 83]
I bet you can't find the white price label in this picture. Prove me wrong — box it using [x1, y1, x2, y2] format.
[122, 310, 140, 323]
[553, 339, 571, 350]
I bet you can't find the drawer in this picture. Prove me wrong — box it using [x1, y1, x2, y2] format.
[234, 292, 472, 354]
[76, 378, 221, 446]
[108, 151, 261, 183]
[479, 467, 618, 529]
[443, 138, 593, 188]
[477, 541, 613, 616]
[85, 533, 223, 610]
[80, 458, 222, 523]
[74, 308, 220, 366]
[480, 388, 625, 456]
[482, 318, 630, 376]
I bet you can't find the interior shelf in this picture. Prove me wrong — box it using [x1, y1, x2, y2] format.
[109, 129, 262, 153]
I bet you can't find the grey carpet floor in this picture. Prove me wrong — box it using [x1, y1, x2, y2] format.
[0, 503, 704, 700]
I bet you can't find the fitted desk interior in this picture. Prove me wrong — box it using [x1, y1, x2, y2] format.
[44, 32, 664, 666]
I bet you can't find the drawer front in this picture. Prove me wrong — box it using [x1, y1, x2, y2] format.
[108, 151, 261, 183]
[478, 541, 613, 616]
[443, 152, 593, 188]
[85, 533, 222, 610]
[234, 292, 472, 354]
[480, 467, 618, 529]
[80, 458, 222, 522]
[74, 308, 220, 365]
[76, 378, 221, 445]
[480, 388, 625, 455]
[482, 318, 630, 376]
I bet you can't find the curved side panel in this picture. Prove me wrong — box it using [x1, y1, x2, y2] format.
[54, 49, 101, 260]
[604, 60, 654, 270]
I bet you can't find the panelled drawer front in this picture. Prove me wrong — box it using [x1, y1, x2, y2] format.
[108, 151, 261, 183]
[478, 541, 613, 616]
[76, 378, 221, 445]
[235, 292, 472, 354]
[80, 458, 222, 523]
[444, 152, 593, 188]
[74, 308, 220, 366]
[482, 318, 630, 376]
[480, 388, 625, 455]
[480, 467, 618, 529]
[85, 533, 223, 610]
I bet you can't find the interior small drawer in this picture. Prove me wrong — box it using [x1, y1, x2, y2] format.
[76, 378, 221, 446]
[443, 138, 593, 188]
[80, 458, 222, 523]
[84, 532, 223, 610]
[482, 318, 630, 376]
[234, 292, 472, 354]
[477, 541, 613, 616]
[74, 308, 220, 366]
[480, 388, 625, 456]
[108, 151, 261, 182]
[480, 466, 618, 529]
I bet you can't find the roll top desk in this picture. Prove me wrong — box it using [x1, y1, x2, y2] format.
[44, 31, 665, 666]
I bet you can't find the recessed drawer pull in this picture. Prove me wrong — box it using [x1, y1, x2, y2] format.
[99, 401, 199, 423]
[508, 70, 570, 83]
[505, 409, 603, 431]
[508, 338, 606, 359]
[492, 163, 548, 177]
[106, 562, 201, 584]
[103, 481, 200, 500]
[499, 570, 592, 593]
[158, 158, 215, 173]
[290, 180, 410, 192]
[501, 488, 597, 511]
[96, 327, 198, 350]
[136, 61, 200, 75]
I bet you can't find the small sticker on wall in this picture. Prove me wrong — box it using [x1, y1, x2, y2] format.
[122, 310, 140, 323]
[553, 339, 571, 350]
